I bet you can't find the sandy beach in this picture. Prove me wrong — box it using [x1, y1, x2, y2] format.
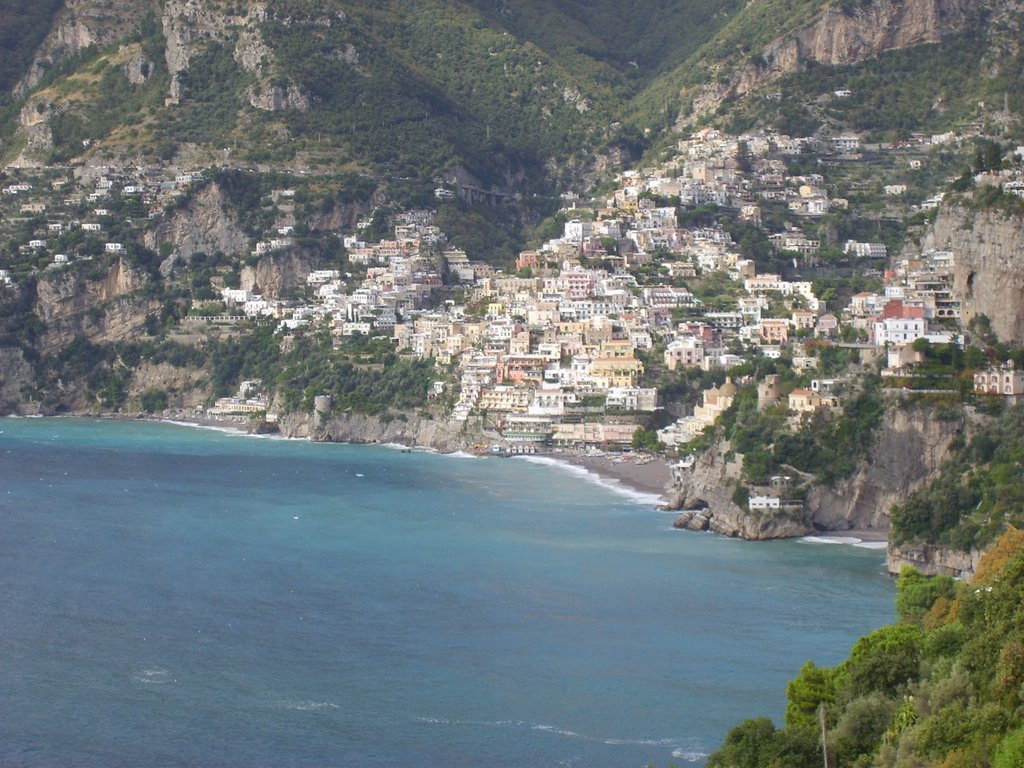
[557, 452, 673, 497]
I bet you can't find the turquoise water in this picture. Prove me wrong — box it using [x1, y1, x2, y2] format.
[0, 418, 895, 767]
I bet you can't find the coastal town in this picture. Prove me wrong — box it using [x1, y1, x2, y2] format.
[4, 126, 1024, 493]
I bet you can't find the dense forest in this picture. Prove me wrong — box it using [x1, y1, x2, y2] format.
[709, 529, 1024, 768]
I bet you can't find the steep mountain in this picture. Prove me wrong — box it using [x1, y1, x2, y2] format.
[635, 0, 1023, 142]
[5, 0, 1017, 186]
[0, 0, 748, 189]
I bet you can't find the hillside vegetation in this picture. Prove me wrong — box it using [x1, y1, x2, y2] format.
[4, 0, 1011, 188]
[709, 529, 1024, 768]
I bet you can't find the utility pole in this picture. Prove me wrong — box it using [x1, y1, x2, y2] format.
[819, 703, 830, 768]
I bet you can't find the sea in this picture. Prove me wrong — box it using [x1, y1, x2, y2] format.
[0, 417, 895, 768]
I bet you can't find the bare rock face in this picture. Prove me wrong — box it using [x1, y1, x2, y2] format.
[805, 403, 964, 532]
[13, 0, 149, 98]
[162, 0, 287, 105]
[667, 441, 811, 540]
[34, 258, 161, 353]
[246, 82, 311, 112]
[145, 183, 250, 271]
[12, 99, 55, 165]
[130, 361, 210, 410]
[688, 0, 974, 121]
[0, 348, 35, 414]
[162, 0, 249, 102]
[307, 200, 374, 233]
[666, 400, 967, 541]
[920, 204, 1024, 345]
[278, 411, 469, 454]
[887, 542, 984, 578]
[123, 52, 154, 85]
[240, 252, 318, 299]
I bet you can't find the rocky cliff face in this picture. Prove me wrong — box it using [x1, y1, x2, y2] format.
[666, 440, 811, 539]
[278, 410, 469, 453]
[0, 348, 35, 413]
[690, 0, 975, 119]
[145, 183, 250, 271]
[240, 252, 320, 299]
[667, 400, 965, 541]
[161, 0, 311, 111]
[13, 0, 150, 98]
[805, 404, 964, 532]
[886, 541, 984, 578]
[34, 258, 160, 353]
[919, 204, 1024, 345]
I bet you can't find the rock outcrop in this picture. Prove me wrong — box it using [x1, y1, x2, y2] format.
[0, 348, 35, 413]
[805, 403, 964, 532]
[919, 204, 1024, 344]
[666, 440, 811, 539]
[240, 252, 319, 299]
[689, 0, 975, 120]
[34, 258, 160, 353]
[145, 183, 250, 271]
[886, 542, 984, 578]
[13, 0, 149, 98]
[666, 400, 966, 541]
[278, 411, 469, 453]
[161, 0, 309, 111]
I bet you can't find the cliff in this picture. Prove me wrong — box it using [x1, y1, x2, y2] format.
[145, 183, 250, 272]
[920, 203, 1024, 345]
[278, 410, 470, 453]
[12, 0, 151, 99]
[689, 0, 975, 120]
[0, 348, 35, 413]
[666, 440, 811, 539]
[240, 252, 320, 299]
[667, 401, 964, 541]
[33, 258, 161, 354]
[886, 541, 985, 578]
[805, 403, 964, 532]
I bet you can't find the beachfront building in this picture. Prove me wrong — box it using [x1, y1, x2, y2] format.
[657, 378, 739, 447]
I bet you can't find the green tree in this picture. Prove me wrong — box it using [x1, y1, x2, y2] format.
[895, 567, 957, 625]
[785, 660, 835, 730]
[841, 624, 923, 698]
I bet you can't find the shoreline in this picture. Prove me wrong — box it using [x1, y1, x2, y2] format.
[553, 451, 673, 498]
[14, 412, 889, 546]
[79, 410, 677, 502]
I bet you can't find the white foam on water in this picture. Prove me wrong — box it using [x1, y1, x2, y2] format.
[854, 540, 889, 550]
[802, 535, 860, 545]
[164, 420, 246, 436]
[446, 450, 481, 460]
[514, 454, 664, 507]
[672, 748, 710, 762]
[132, 667, 174, 685]
[801, 535, 889, 551]
[284, 700, 340, 712]
[416, 715, 693, 753]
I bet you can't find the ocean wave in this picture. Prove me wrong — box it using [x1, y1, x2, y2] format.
[446, 450, 481, 460]
[801, 535, 888, 550]
[514, 455, 664, 507]
[164, 420, 247, 436]
[672, 748, 710, 762]
[415, 715, 692, 751]
[132, 667, 174, 685]
[854, 540, 888, 550]
[284, 700, 340, 712]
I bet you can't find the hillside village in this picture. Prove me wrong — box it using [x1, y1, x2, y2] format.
[3, 126, 1024, 505]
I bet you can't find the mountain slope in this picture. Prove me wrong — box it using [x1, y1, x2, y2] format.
[1, 0, 744, 187]
[635, 0, 996, 134]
